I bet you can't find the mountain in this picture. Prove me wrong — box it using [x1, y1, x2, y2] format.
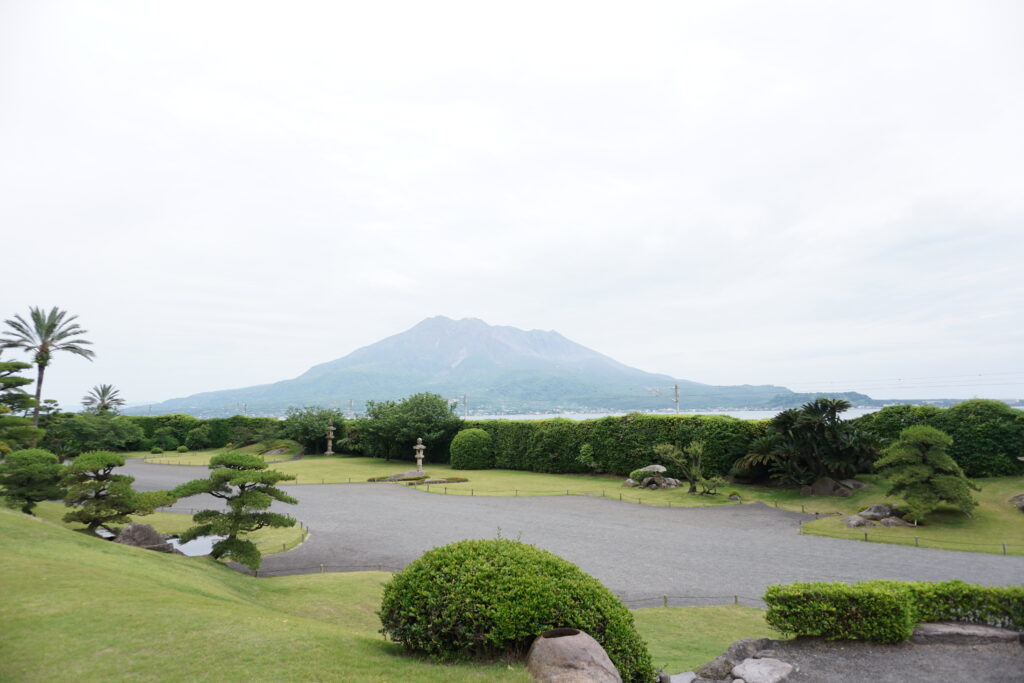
[129, 316, 872, 417]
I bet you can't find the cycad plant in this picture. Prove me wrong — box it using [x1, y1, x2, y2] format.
[1, 307, 95, 427]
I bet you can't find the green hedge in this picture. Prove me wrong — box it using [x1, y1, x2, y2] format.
[855, 400, 1024, 477]
[465, 414, 766, 477]
[764, 580, 1024, 643]
[378, 539, 655, 682]
[125, 415, 280, 449]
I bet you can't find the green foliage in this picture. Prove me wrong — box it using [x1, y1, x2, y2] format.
[362, 393, 462, 462]
[449, 428, 493, 469]
[575, 442, 601, 472]
[764, 580, 1024, 643]
[733, 399, 877, 486]
[465, 414, 764, 477]
[152, 426, 179, 450]
[172, 453, 297, 569]
[176, 445, 188, 453]
[873, 426, 979, 522]
[61, 450, 175, 533]
[126, 414, 279, 450]
[281, 406, 344, 453]
[184, 424, 213, 450]
[81, 383, 126, 414]
[855, 401, 1024, 477]
[0, 448, 64, 514]
[1, 306, 95, 428]
[378, 539, 655, 682]
[150, 447, 162, 454]
[628, 468, 653, 483]
[764, 582, 916, 643]
[0, 357, 43, 453]
[653, 441, 705, 493]
[41, 413, 144, 457]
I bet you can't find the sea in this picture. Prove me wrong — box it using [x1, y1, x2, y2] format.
[468, 407, 882, 421]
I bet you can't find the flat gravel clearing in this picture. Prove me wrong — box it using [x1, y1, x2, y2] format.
[124, 460, 1024, 605]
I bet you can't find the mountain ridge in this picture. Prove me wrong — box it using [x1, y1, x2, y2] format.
[128, 316, 872, 417]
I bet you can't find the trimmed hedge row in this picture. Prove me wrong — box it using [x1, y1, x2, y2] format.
[854, 400, 1024, 477]
[464, 414, 767, 477]
[764, 580, 1024, 643]
[125, 415, 280, 450]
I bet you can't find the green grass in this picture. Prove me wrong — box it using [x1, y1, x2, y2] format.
[31, 501, 307, 558]
[633, 605, 774, 673]
[0, 509, 771, 681]
[137, 440, 302, 466]
[275, 457, 1024, 555]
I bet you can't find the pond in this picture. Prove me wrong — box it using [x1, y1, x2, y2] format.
[167, 535, 225, 556]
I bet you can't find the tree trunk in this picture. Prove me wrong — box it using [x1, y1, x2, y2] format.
[31, 363, 45, 428]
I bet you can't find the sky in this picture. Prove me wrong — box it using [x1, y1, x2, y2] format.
[2, 0, 1022, 409]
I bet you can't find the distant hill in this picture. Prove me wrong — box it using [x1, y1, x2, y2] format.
[128, 316, 873, 417]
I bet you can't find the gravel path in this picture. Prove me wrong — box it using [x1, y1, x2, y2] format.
[123, 460, 1024, 606]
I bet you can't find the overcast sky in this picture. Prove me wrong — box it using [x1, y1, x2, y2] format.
[2, 1, 1022, 409]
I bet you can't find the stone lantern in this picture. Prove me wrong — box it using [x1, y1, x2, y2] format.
[413, 438, 426, 473]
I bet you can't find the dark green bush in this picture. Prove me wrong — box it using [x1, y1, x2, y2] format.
[378, 539, 655, 682]
[764, 582, 915, 643]
[184, 424, 212, 451]
[855, 401, 1024, 477]
[449, 428, 494, 469]
[764, 580, 1024, 643]
[176, 445, 188, 453]
[150, 447, 162, 454]
[628, 468, 652, 483]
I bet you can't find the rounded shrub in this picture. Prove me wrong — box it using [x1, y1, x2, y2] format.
[150, 447, 162, 454]
[176, 445, 188, 453]
[449, 428, 494, 470]
[378, 539, 654, 682]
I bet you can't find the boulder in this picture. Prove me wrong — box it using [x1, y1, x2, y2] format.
[386, 470, 425, 481]
[801, 477, 851, 498]
[844, 516, 877, 528]
[910, 621, 1022, 645]
[731, 658, 794, 683]
[858, 504, 893, 521]
[727, 494, 742, 502]
[114, 523, 175, 553]
[879, 516, 913, 527]
[839, 479, 867, 490]
[694, 638, 771, 680]
[1008, 493, 1024, 512]
[526, 628, 621, 683]
[637, 464, 667, 474]
[622, 478, 637, 488]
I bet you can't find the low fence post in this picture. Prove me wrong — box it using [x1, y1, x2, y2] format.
[1003, 543, 1007, 555]
[662, 595, 668, 608]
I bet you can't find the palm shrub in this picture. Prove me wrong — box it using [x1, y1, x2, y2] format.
[449, 428, 493, 469]
[0, 448, 64, 514]
[172, 453, 297, 569]
[379, 539, 655, 682]
[873, 425, 978, 522]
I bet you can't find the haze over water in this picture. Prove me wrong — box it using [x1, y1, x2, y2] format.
[471, 407, 883, 421]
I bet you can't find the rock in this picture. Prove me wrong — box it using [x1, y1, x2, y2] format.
[731, 658, 794, 683]
[844, 516, 877, 528]
[839, 478, 867, 490]
[527, 628, 621, 682]
[622, 479, 637, 488]
[637, 464, 667, 474]
[858, 504, 893, 521]
[262, 447, 289, 455]
[661, 673, 696, 683]
[879, 516, 912, 527]
[754, 650, 780, 659]
[695, 638, 771, 680]
[114, 523, 175, 553]
[1008, 493, 1024, 512]
[386, 470, 424, 481]
[911, 621, 1023, 645]
[728, 494, 741, 502]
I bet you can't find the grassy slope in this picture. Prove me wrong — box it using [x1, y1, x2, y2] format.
[273, 457, 1024, 554]
[139, 440, 302, 466]
[0, 510, 770, 681]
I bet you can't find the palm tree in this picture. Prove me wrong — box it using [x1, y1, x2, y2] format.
[1, 307, 95, 427]
[82, 383, 125, 414]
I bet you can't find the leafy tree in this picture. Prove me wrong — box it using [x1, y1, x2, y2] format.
[1, 307, 95, 427]
[281, 406, 345, 453]
[874, 425, 979, 522]
[654, 441, 704, 493]
[0, 356, 43, 453]
[152, 426, 179, 451]
[61, 451, 174, 533]
[184, 424, 213, 451]
[362, 393, 462, 461]
[173, 453, 297, 569]
[81, 384, 126, 414]
[0, 448, 64, 514]
[734, 399, 877, 486]
[41, 413, 144, 458]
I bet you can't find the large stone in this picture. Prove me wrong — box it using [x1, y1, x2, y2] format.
[858, 504, 893, 521]
[386, 470, 425, 481]
[802, 477, 851, 498]
[114, 523, 175, 553]
[622, 479, 637, 488]
[910, 621, 1022, 645]
[843, 516, 877, 528]
[839, 478, 867, 490]
[879, 516, 913, 527]
[526, 628, 621, 683]
[731, 658, 794, 683]
[637, 464, 667, 474]
[695, 638, 771, 679]
[1008, 493, 1024, 512]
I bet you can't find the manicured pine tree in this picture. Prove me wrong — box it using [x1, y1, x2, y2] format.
[0, 448, 64, 514]
[62, 451, 174, 533]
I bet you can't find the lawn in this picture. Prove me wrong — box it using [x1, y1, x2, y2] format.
[137, 440, 302, 466]
[269, 456, 1024, 555]
[0, 509, 771, 681]
[31, 500, 307, 558]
